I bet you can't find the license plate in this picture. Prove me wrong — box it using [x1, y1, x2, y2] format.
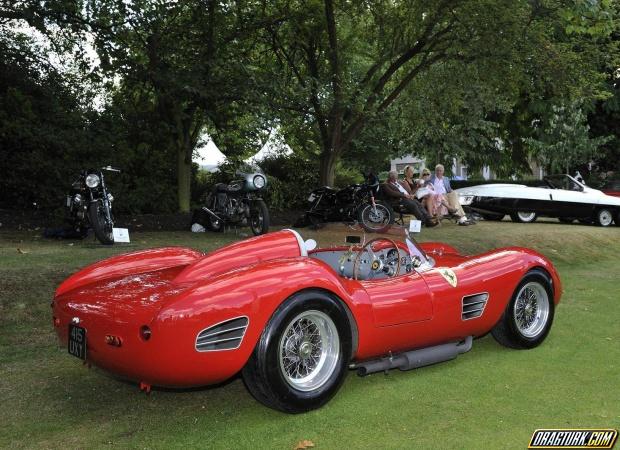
[68, 324, 86, 360]
[308, 193, 316, 202]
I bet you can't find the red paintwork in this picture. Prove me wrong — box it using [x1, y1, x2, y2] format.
[52, 230, 562, 388]
[602, 190, 620, 198]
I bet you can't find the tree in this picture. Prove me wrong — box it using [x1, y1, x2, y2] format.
[525, 101, 612, 174]
[258, 0, 617, 186]
[87, 0, 270, 212]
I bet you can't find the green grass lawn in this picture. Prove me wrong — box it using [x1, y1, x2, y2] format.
[1, 220, 619, 449]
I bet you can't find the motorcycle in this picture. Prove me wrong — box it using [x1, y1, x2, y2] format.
[66, 166, 119, 245]
[297, 172, 395, 233]
[200, 164, 270, 236]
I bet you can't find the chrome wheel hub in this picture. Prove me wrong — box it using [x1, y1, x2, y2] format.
[369, 207, 386, 222]
[599, 210, 612, 226]
[279, 310, 340, 392]
[517, 211, 536, 222]
[514, 281, 550, 338]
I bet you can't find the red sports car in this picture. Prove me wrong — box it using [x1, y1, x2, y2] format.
[52, 229, 562, 413]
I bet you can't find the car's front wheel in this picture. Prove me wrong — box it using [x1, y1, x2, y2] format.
[510, 211, 537, 223]
[595, 208, 614, 227]
[491, 270, 555, 349]
[242, 290, 352, 413]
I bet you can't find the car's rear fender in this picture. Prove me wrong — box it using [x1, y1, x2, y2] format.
[150, 258, 371, 386]
[55, 247, 203, 297]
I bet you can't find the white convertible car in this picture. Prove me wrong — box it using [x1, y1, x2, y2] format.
[457, 174, 620, 227]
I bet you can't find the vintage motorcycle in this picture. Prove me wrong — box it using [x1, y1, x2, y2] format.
[297, 173, 395, 233]
[200, 165, 270, 236]
[66, 166, 119, 245]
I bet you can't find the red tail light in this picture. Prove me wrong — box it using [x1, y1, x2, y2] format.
[105, 335, 122, 347]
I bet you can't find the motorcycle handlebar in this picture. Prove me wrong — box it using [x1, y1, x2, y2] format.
[102, 166, 121, 173]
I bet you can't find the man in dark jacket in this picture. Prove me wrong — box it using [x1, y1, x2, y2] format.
[382, 171, 437, 227]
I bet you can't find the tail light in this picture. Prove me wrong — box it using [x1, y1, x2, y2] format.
[105, 335, 122, 347]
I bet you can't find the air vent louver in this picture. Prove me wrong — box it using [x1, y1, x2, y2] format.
[462, 293, 489, 320]
[195, 316, 248, 352]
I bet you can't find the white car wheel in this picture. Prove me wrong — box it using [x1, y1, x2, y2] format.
[596, 209, 614, 227]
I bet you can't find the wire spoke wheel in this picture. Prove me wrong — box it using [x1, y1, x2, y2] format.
[278, 310, 340, 392]
[358, 202, 392, 232]
[513, 282, 550, 338]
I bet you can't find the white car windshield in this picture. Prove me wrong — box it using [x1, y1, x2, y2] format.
[544, 174, 584, 191]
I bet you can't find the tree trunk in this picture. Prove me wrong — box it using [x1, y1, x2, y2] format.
[177, 144, 192, 213]
[319, 149, 339, 186]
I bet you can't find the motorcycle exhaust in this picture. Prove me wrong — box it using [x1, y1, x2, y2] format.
[354, 336, 473, 376]
[201, 206, 223, 222]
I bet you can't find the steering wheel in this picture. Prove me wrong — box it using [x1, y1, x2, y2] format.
[352, 237, 401, 280]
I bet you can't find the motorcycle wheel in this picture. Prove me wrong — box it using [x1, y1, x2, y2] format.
[250, 199, 270, 235]
[357, 201, 394, 233]
[207, 214, 224, 232]
[89, 201, 114, 245]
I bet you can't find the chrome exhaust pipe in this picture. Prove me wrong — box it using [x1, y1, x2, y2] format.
[201, 206, 223, 222]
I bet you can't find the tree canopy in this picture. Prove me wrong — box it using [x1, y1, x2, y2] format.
[1, 0, 619, 212]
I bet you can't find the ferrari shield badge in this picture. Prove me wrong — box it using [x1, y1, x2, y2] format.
[439, 268, 458, 287]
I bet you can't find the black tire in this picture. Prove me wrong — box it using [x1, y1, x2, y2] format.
[249, 199, 270, 235]
[615, 212, 620, 227]
[595, 208, 614, 227]
[558, 217, 574, 224]
[357, 201, 394, 233]
[293, 213, 309, 228]
[481, 213, 505, 221]
[242, 290, 352, 413]
[509, 211, 538, 223]
[88, 201, 114, 245]
[491, 270, 555, 349]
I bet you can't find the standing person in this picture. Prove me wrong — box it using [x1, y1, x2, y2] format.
[429, 164, 473, 226]
[381, 171, 437, 227]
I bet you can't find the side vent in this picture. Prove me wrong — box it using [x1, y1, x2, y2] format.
[462, 293, 489, 320]
[195, 316, 249, 352]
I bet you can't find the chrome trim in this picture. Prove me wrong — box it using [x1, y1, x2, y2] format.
[195, 316, 249, 352]
[197, 325, 247, 340]
[461, 293, 489, 320]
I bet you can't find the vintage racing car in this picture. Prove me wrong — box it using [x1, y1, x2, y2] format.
[52, 229, 561, 413]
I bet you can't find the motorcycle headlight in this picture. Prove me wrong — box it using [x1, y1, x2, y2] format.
[253, 175, 266, 189]
[85, 174, 100, 188]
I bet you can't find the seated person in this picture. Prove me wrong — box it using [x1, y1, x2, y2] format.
[419, 168, 457, 218]
[429, 164, 474, 226]
[382, 170, 437, 228]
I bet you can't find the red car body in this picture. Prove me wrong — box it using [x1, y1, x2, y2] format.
[52, 229, 561, 409]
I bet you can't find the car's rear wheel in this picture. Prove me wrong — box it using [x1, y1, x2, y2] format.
[510, 211, 537, 223]
[595, 208, 614, 227]
[242, 290, 352, 413]
[491, 270, 555, 349]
